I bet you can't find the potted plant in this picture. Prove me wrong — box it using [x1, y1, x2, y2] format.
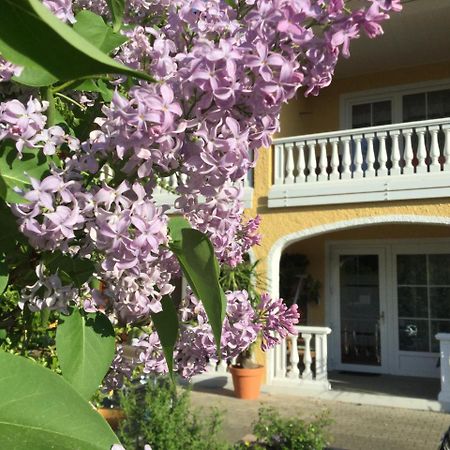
[220, 257, 298, 400]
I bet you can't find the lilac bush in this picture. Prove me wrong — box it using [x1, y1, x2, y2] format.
[0, 0, 400, 387]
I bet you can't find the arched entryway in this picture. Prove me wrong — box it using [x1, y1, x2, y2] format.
[266, 215, 450, 384]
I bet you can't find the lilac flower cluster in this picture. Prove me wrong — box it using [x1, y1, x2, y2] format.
[20, 263, 78, 313]
[136, 290, 298, 379]
[0, 0, 400, 381]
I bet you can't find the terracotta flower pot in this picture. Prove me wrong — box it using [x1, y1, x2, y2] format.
[230, 365, 265, 400]
[97, 408, 125, 430]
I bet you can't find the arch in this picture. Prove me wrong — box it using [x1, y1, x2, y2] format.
[265, 214, 450, 383]
[267, 214, 450, 298]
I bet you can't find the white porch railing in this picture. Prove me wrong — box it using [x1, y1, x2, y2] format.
[269, 117, 450, 207]
[270, 325, 332, 391]
[153, 173, 254, 210]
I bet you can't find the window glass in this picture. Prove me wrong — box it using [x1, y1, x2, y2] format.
[397, 254, 427, 285]
[398, 286, 428, 318]
[398, 319, 429, 352]
[403, 93, 426, 122]
[352, 103, 371, 128]
[428, 89, 450, 119]
[397, 253, 450, 353]
[373, 101, 392, 126]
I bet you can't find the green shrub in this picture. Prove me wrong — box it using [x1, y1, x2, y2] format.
[117, 377, 230, 450]
[234, 406, 330, 450]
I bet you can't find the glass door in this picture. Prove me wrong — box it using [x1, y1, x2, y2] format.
[332, 247, 387, 372]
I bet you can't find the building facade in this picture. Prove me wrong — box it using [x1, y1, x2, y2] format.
[244, 0, 450, 386]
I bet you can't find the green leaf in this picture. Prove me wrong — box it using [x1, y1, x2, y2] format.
[75, 79, 114, 102]
[0, 200, 23, 253]
[168, 217, 192, 243]
[56, 309, 116, 401]
[43, 252, 96, 288]
[0, 254, 9, 295]
[169, 226, 226, 355]
[0, 351, 120, 449]
[73, 10, 128, 54]
[0, 0, 152, 87]
[151, 296, 179, 378]
[0, 141, 50, 204]
[106, 0, 126, 32]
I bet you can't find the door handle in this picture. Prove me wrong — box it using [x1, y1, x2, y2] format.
[380, 311, 385, 322]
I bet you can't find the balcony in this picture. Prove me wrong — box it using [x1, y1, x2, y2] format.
[154, 174, 254, 211]
[268, 118, 450, 208]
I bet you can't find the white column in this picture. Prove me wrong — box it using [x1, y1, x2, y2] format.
[390, 130, 401, 176]
[296, 142, 306, 183]
[287, 335, 300, 379]
[274, 144, 285, 185]
[377, 132, 388, 176]
[429, 125, 441, 173]
[365, 133, 376, 178]
[402, 128, 414, 175]
[317, 139, 328, 182]
[307, 141, 317, 182]
[301, 333, 313, 380]
[353, 134, 363, 178]
[436, 333, 450, 409]
[416, 127, 428, 174]
[341, 137, 352, 180]
[284, 143, 295, 183]
[329, 138, 340, 181]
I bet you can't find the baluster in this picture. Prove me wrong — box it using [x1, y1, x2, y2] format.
[444, 124, 450, 172]
[314, 334, 325, 381]
[302, 333, 313, 380]
[274, 144, 285, 185]
[402, 128, 414, 174]
[429, 125, 441, 172]
[416, 127, 428, 174]
[295, 142, 306, 183]
[307, 141, 317, 182]
[341, 137, 351, 180]
[169, 173, 178, 189]
[207, 360, 217, 373]
[390, 130, 401, 175]
[284, 143, 295, 183]
[377, 131, 388, 176]
[365, 133, 376, 178]
[329, 138, 340, 181]
[287, 335, 300, 379]
[217, 359, 228, 374]
[317, 139, 328, 182]
[353, 134, 363, 178]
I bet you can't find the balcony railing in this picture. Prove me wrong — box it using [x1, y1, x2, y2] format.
[270, 325, 332, 391]
[269, 117, 450, 207]
[153, 173, 254, 210]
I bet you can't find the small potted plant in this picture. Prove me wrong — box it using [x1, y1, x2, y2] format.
[220, 257, 299, 400]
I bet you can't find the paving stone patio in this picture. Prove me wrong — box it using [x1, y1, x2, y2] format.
[190, 387, 450, 450]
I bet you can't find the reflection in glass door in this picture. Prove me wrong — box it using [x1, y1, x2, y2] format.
[340, 255, 381, 366]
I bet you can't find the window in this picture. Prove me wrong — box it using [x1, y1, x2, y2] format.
[397, 254, 450, 353]
[352, 100, 392, 128]
[402, 89, 450, 123]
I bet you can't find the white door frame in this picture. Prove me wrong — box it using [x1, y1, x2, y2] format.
[326, 238, 450, 376]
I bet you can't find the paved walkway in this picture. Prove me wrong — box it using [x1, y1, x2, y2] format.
[190, 387, 450, 450]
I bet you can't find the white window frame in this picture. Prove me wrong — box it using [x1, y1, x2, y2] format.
[340, 78, 450, 130]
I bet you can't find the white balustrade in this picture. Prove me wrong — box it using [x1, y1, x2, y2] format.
[275, 326, 332, 390]
[270, 117, 450, 208]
